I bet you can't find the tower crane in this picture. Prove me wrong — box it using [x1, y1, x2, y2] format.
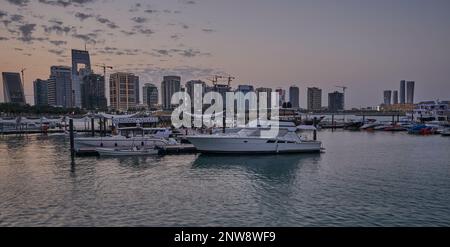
[20, 68, 26, 88]
[95, 64, 113, 81]
[207, 75, 223, 86]
[225, 76, 235, 87]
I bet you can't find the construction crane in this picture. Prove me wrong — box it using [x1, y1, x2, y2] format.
[95, 64, 113, 81]
[20, 68, 26, 88]
[207, 75, 223, 86]
[225, 76, 235, 87]
[335, 85, 348, 110]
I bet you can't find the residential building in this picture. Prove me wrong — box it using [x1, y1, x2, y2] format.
[81, 73, 107, 110]
[289, 86, 300, 108]
[307, 87, 322, 111]
[143, 83, 159, 108]
[110, 72, 139, 111]
[161, 76, 181, 110]
[2, 72, 26, 104]
[33, 79, 48, 106]
[328, 91, 344, 112]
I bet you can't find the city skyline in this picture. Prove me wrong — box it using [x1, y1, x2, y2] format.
[1, 0, 450, 108]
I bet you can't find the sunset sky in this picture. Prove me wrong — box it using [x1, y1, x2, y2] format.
[1, 0, 449, 107]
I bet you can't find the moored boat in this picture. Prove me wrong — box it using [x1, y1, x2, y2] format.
[186, 125, 322, 154]
[441, 128, 450, 137]
[96, 147, 160, 156]
[74, 127, 176, 151]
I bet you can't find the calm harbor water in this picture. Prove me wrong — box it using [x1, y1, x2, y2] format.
[0, 130, 449, 226]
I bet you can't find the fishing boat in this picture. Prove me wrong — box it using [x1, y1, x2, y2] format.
[96, 147, 160, 156]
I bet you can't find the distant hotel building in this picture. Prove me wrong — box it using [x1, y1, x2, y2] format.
[307, 87, 322, 111]
[109, 72, 140, 111]
[289, 86, 300, 109]
[49, 66, 72, 108]
[33, 79, 48, 106]
[71, 49, 91, 108]
[161, 76, 181, 110]
[400, 80, 406, 104]
[407, 81, 415, 104]
[328, 91, 344, 112]
[384, 90, 392, 105]
[81, 73, 107, 110]
[2, 72, 26, 105]
[143, 83, 159, 109]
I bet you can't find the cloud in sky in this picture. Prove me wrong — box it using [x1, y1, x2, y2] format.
[2, 0, 450, 107]
[5, 0, 29, 6]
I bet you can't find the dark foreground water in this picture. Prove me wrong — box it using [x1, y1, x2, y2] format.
[0, 130, 449, 226]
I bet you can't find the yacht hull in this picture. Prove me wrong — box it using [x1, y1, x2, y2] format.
[96, 148, 159, 156]
[187, 136, 322, 154]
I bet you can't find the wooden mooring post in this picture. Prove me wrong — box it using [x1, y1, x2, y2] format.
[69, 118, 75, 157]
[91, 117, 95, 137]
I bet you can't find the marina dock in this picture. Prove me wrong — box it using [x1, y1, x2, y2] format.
[75, 144, 198, 156]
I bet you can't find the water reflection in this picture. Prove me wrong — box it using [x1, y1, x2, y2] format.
[193, 153, 321, 182]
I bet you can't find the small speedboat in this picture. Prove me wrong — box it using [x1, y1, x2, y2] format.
[96, 147, 160, 156]
[442, 129, 450, 137]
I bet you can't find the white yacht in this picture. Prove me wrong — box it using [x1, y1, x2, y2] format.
[186, 126, 322, 154]
[74, 127, 175, 152]
[409, 101, 449, 122]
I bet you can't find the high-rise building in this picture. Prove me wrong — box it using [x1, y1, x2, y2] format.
[289, 86, 300, 108]
[384, 90, 392, 105]
[393, 90, 399, 105]
[186, 80, 206, 101]
[143, 83, 159, 108]
[33, 79, 48, 106]
[49, 66, 72, 108]
[81, 73, 107, 110]
[2, 72, 26, 105]
[161, 76, 181, 110]
[255, 87, 272, 109]
[109, 72, 139, 111]
[328, 91, 344, 112]
[275, 88, 286, 106]
[212, 84, 231, 109]
[236, 85, 254, 94]
[71, 49, 91, 108]
[236, 85, 255, 110]
[400, 80, 406, 104]
[407, 81, 415, 104]
[134, 78, 140, 105]
[307, 87, 322, 111]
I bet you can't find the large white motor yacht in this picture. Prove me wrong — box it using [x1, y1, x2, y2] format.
[186, 126, 322, 154]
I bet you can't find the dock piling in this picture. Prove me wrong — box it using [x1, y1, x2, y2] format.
[313, 117, 317, 141]
[91, 117, 95, 137]
[69, 118, 75, 157]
